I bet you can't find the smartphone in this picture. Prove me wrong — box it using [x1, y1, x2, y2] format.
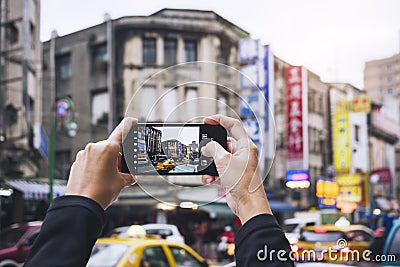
[121, 123, 227, 176]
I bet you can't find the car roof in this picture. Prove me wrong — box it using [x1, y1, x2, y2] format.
[302, 224, 373, 234]
[142, 224, 178, 230]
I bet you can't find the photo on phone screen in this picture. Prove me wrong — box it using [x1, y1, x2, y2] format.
[121, 123, 227, 176]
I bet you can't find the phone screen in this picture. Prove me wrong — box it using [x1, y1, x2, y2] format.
[121, 123, 227, 176]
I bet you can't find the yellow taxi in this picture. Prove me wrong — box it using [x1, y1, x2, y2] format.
[156, 159, 177, 171]
[292, 224, 373, 263]
[87, 228, 219, 267]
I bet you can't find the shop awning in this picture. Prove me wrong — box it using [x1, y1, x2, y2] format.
[5, 180, 66, 200]
[269, 200, 298, 212]
[199, 203, 235, 219]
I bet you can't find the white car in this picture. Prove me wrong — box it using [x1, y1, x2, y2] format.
[142, 223, 185, 244]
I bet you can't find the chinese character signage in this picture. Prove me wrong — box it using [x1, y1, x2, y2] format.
[286, 66, 304, 165]
[331, 90, 351, 173]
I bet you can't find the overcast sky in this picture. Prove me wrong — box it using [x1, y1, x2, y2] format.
[41, 0, 400, 88]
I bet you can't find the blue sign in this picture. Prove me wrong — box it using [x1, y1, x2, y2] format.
[33, 124, 48, 159]
[318, 198, 337, 209]
[240, 63, 259, 88]
[242, 119, 260, 143]
[286, 170, 309, 182]
[239, 38, 259, 63]
[240, 91, 258, 117]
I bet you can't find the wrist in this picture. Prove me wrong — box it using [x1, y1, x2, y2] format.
[235, 187, 272, 224]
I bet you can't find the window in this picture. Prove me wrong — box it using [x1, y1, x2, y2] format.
[161, 88, 178, 121]
[217, 92, 228, 116]
[185, 87, 198, 121]
[23, 230, 40, 247]
[55, 150, 71, 179]
[30, 22, 35, 49]
[138, 86, 157, 121]
[143, 38, 156, 66]
[354, 125, 360, 142]
[169, 246, 202, 267]
[91, 43, 107, 71]
[219, 46, 229, 64]
[91, 90, 109, 125]
[164, 38, 177, 65]
[184, 40, 197, 62]
[140, 246, 169, 267]
[6, 22, 19, 45]
[56, 53, 71, 79]
[388, 76, 393, 82]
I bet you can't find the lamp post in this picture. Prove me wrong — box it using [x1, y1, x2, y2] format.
[48, 96, 77, 203]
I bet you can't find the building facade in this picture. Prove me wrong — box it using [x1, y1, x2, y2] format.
[364, 53, 400, 209]
[0, 0, 42, 178]
[364, 53, 400, 102]
[0, 0, 43, 225]
[271, 56, 329, 207]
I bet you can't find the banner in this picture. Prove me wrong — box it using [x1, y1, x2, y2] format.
[331, 91, 351, 172]
[336, 174, 362, 203]
[286, 66, 304, 167]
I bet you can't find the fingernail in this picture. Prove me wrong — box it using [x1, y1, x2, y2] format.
[206, 178, 212, 184]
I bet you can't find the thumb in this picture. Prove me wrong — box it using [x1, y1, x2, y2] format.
[202, 140, 231, 169]
[119, 173, 137, 187]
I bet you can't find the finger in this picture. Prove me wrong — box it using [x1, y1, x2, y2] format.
[202, 141, 232, 169]
[108, 117, 137, 146]
[227, 137, 237, 153]
[202, 175, 216, 185]
[204, 115, 248, 142]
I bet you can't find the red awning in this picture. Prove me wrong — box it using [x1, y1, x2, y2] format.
[370, 168, 392, 184]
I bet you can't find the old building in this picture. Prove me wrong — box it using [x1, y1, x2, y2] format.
[41, 8, 249, 181]
[0, 0, 43, 224]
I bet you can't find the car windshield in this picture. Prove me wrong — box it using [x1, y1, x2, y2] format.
[282, 224, 297, 233]
[87, 243, 129, 267]
[300, 231, 344, 242]
[0, 228, 26, 249]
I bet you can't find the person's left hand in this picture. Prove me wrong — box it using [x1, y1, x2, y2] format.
[65, 118, 137, 209]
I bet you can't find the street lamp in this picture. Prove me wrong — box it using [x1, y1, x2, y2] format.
[48, 96, 77, 202]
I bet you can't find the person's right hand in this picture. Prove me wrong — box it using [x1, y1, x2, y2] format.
[65, 118, 137, 210]
[201, 115, 272, 224]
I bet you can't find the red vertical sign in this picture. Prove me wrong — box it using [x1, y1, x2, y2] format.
[286, 66, 303, 163]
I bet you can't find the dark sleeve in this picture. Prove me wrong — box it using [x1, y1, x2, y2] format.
[24, 195, 106, 267]
[234, 214, 294, 267]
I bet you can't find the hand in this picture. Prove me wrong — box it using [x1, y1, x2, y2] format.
[66, 118, 137, 209]
[201, 115, 272, 224]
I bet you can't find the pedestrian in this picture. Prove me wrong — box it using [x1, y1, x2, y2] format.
[24, 115, 293, 267]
